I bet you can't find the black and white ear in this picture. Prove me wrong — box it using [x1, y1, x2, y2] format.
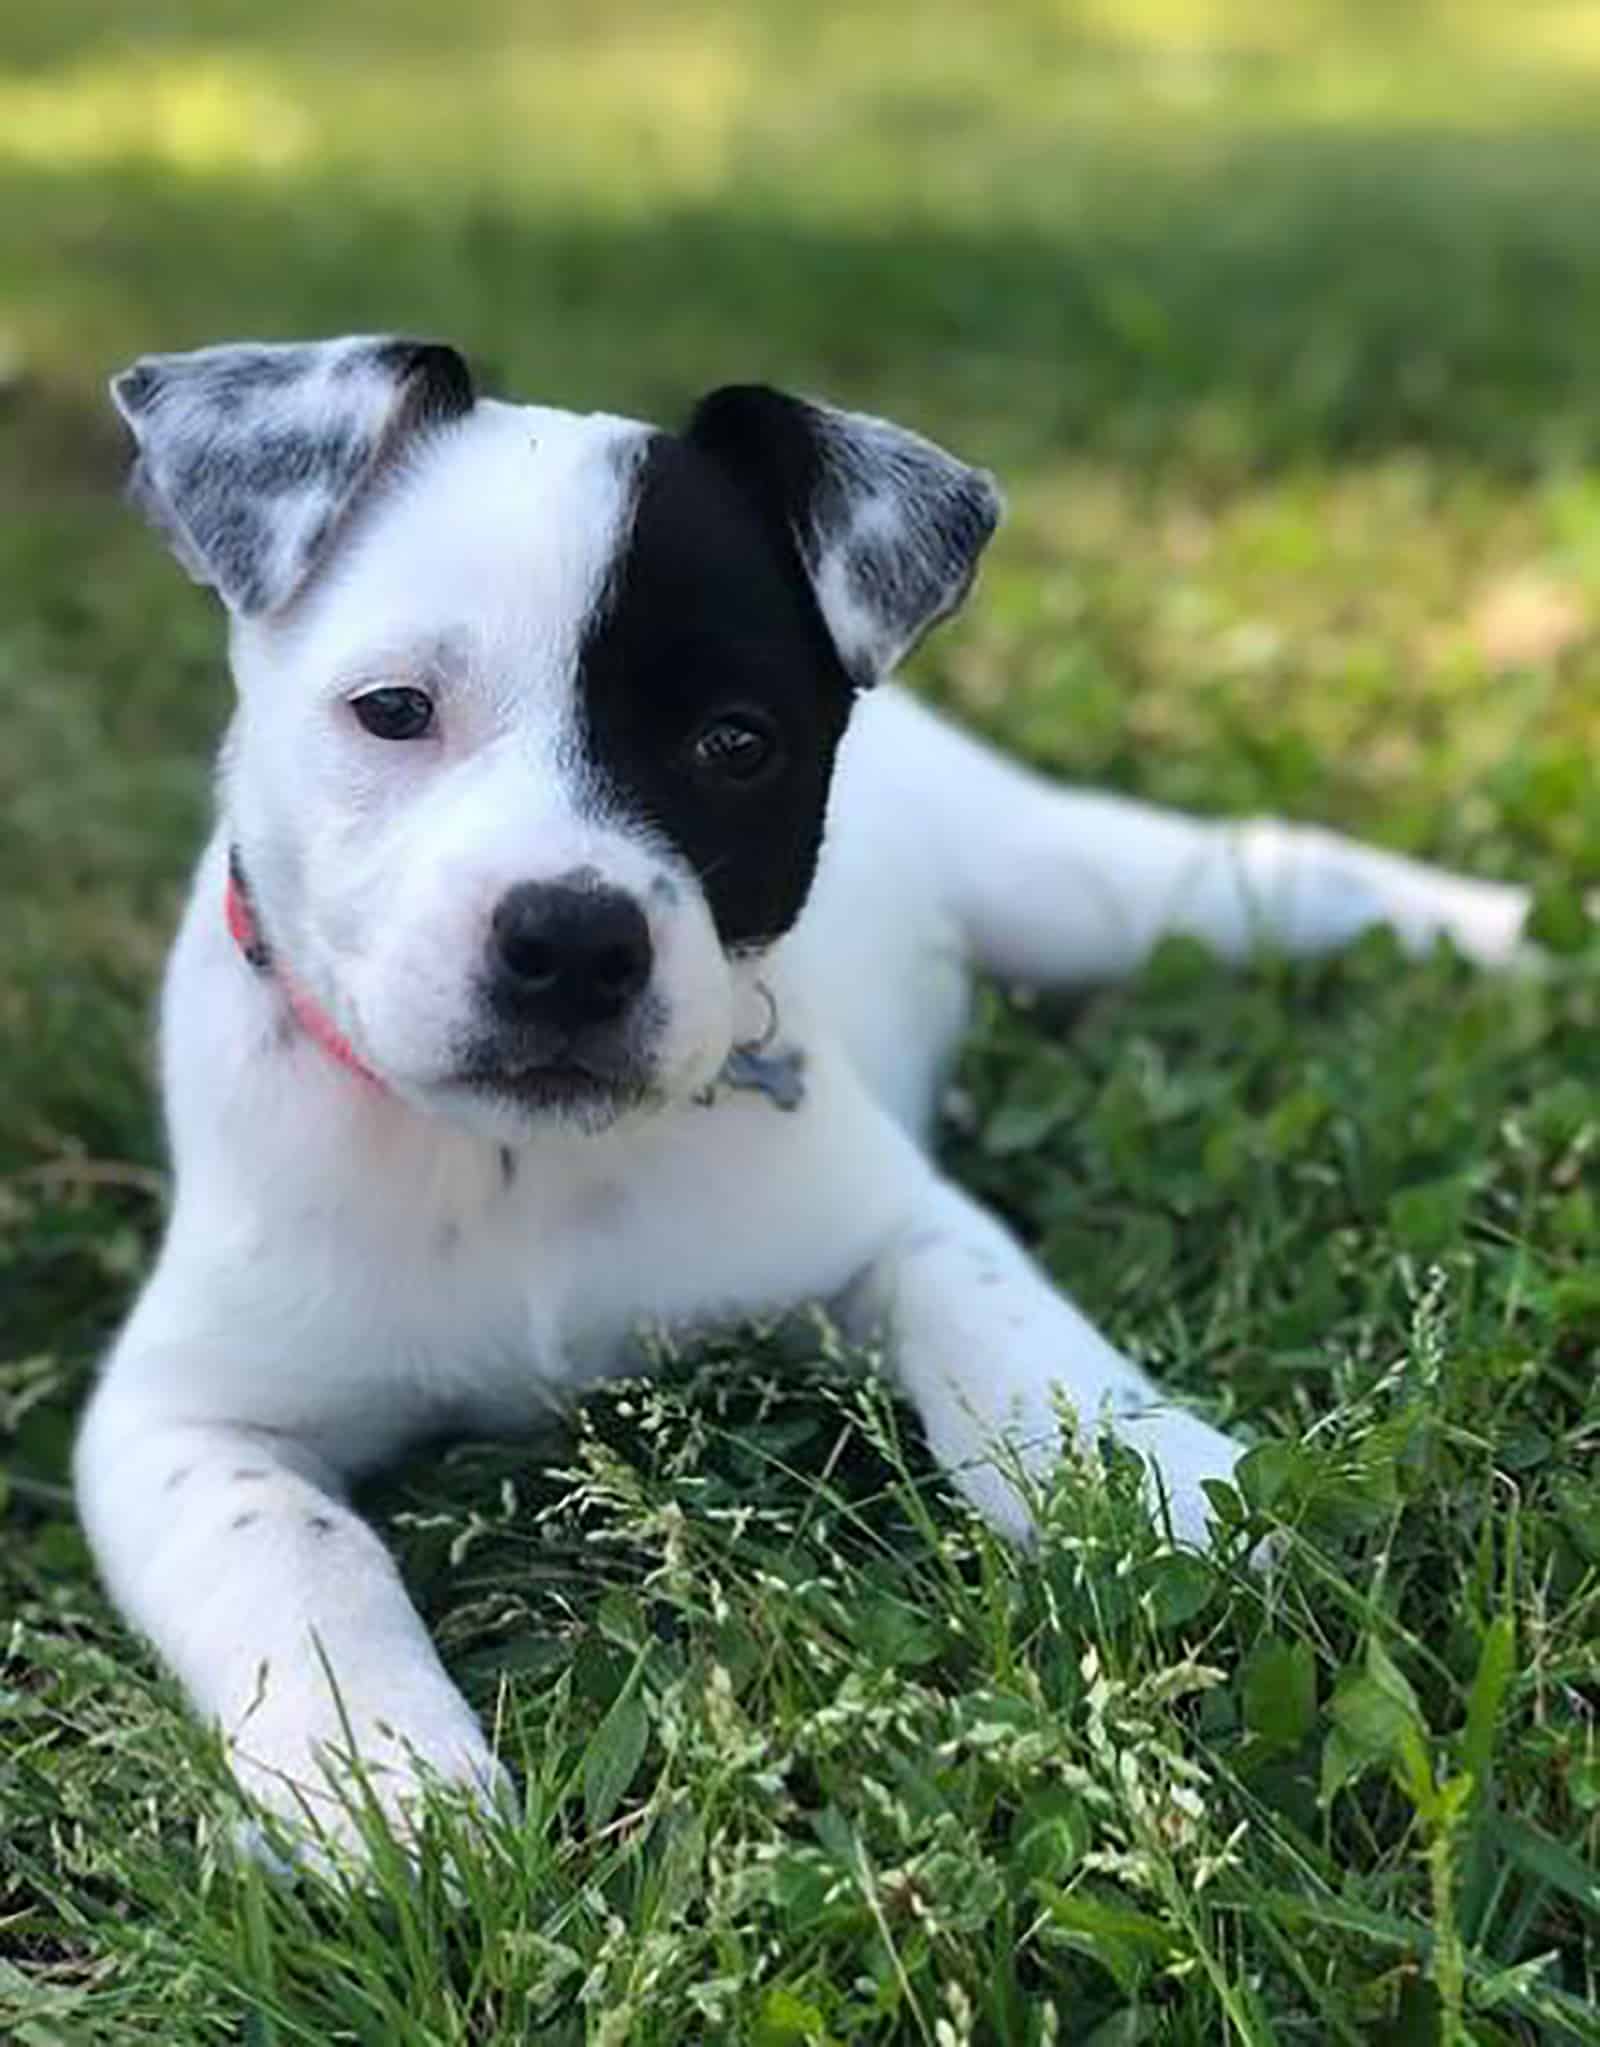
[110, 336, 475, 617]
[686, 384, 1002, 686]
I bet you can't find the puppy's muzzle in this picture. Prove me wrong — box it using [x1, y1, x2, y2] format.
[487, 879, 653, 1032]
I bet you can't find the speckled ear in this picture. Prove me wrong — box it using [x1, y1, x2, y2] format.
[686, 384, 1001, 685]
[110, 336, 475, 617]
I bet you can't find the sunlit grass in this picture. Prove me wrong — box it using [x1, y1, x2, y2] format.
[0, 53, 313, 174]
[3, 1, 1600, 209]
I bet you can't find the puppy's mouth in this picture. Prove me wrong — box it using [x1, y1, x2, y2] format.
[451, 1043, 655, 1119]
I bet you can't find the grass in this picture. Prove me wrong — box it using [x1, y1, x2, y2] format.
[2, 1, 1598, 2039]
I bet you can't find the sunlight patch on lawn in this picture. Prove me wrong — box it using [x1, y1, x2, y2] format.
[0, 52, 313, 174]
[0, 25, 755, 207]
[3, 4, 1597, 218]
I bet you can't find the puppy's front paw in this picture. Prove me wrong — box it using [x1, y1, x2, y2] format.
[227, 1667, 509, 1870]
[1114, 1407, 1242, 1551]
[936, 1394, 1242, 1553]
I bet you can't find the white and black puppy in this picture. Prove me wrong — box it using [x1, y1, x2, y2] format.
[76, 335, 1530, 1853]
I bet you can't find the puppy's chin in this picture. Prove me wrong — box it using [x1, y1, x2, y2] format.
[417, 1066, 658, 1142]
[365, 1003, 737, 1144]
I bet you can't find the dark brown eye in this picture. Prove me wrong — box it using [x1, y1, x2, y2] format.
[351, 686, 435, 741]
[688, 711, 779, 786]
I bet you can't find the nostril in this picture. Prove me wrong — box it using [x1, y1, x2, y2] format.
[500, 934, 560, 990]
[592, 943, 643, 995]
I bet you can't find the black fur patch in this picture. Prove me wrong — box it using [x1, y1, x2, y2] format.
[574, 431, 854, 951]
[366, 339, 477, 426]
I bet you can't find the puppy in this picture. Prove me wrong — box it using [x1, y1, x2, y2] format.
[76, 336, 1530, 1852]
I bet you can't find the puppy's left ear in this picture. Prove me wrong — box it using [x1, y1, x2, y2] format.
[110, 335, 475, 617]
[686, 385, 1002, 686]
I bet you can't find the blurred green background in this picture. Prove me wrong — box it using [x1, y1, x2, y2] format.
[4, 0, 1600, 1182]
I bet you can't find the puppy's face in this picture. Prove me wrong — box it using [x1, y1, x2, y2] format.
[228, 404, 853, 1132]
[114, 338, 999, 1137]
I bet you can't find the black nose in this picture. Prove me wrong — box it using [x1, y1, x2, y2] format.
[488, 881, 653, 1029]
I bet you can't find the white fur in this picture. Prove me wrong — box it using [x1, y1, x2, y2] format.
[223, 403, 744, 1130]
[77, 394, 1533, 1858]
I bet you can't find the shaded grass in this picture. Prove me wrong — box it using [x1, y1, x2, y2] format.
[2, 1, 1598, 2040]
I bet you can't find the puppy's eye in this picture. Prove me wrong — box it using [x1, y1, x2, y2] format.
[350, 686, 435, 741]
[687, 710, 780, 786]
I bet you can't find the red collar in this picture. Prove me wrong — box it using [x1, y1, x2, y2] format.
[225, 853, 384, 1089]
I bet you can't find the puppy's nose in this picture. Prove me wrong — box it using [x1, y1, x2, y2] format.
[488, 881, 653, 1029]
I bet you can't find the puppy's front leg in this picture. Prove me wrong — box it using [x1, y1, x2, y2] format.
[845, 1172, 1240, 1546]
[75, 1358, 501, 1857]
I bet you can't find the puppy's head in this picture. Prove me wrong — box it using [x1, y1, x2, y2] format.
[113, 335, 1000, 1136]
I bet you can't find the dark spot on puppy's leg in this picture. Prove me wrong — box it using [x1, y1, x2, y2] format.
[499, 1146, 517, 1189]
[232, 1468, 268, 1481]
[231, 1510, 262, 1531]
[307, 1514, 335, 1536]
[164, 1465, 193, 1492]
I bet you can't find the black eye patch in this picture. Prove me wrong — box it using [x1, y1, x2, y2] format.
[575, 434, 854, 951]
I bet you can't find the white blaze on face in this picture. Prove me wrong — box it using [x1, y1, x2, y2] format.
[113, 338, 1000, 1139]
[225, 400, 739, 1122]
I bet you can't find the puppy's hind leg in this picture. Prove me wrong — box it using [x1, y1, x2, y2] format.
[881, 690, 1530, 985]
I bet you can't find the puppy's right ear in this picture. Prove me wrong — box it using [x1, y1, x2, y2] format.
[110, 336, 475, 617]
